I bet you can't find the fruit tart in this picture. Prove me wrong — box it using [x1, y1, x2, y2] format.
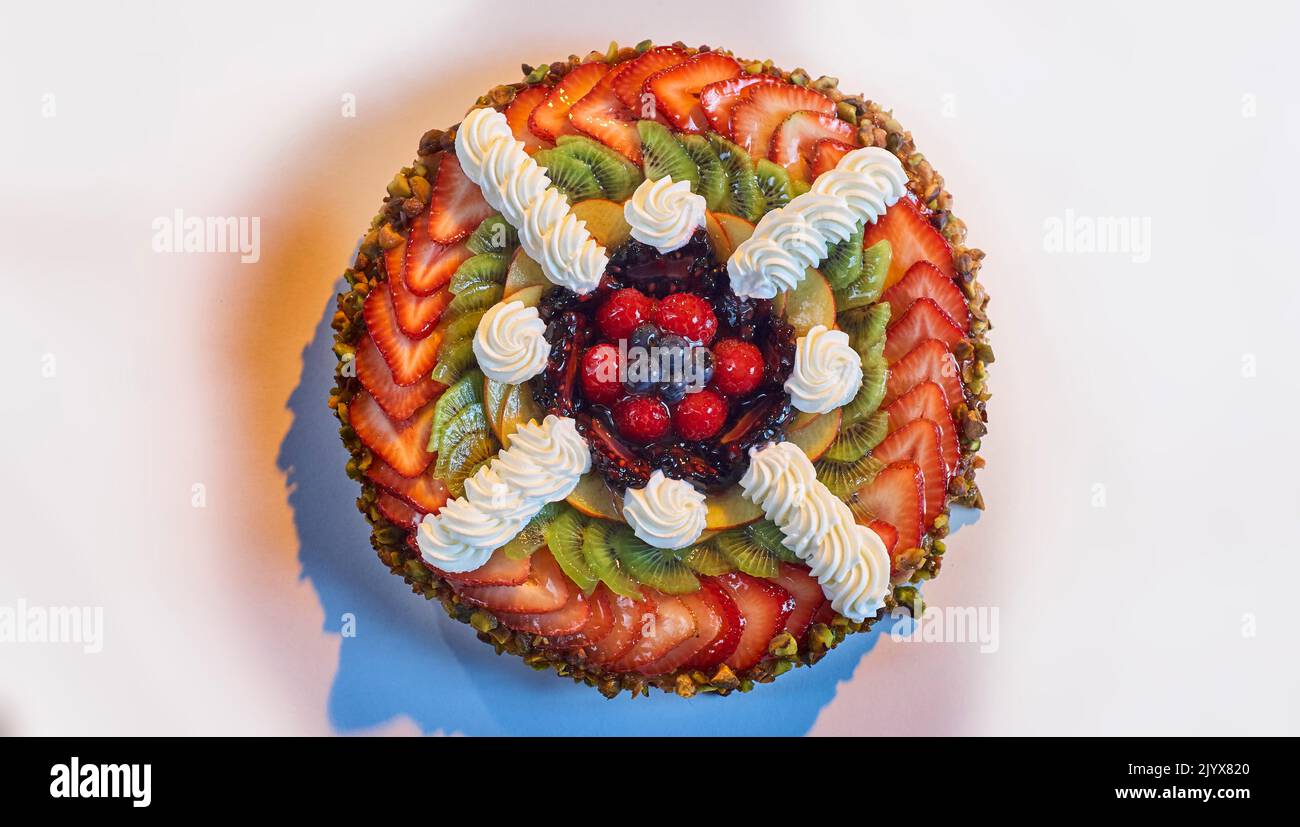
[330, 41, 991, 698]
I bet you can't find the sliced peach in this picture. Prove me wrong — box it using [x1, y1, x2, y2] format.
[774, 267, 835, 336]
[566, 472, 622, 520]
[788, 407, 841, 461]
[572, 198, 631, 249]
[503, 249, 547, 298]
[704, 211, 731, 258]
[483, 376, 543, 446]
[704, 483, 763, 530]
[716, 213, 755, 249]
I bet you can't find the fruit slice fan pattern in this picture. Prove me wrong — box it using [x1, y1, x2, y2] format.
[333, 43, 990, 697]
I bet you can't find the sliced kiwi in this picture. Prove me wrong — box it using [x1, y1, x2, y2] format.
[835, 239, 891, 311]
[823, 222, 866, 290]
[466, 214, 519, 255]
[542, 505, 600, 593]
[682, 539, 734, 576]
[534, 149, 603, 203]
[431, 339, 477, 386]
[636, 120, 698, 188]
[840, 302, 892, 358]
[581, 521, 643, 600]
[716, 526, 782, 578]
[842, 352, 888, 426]
[449, 252, 509, 295]
[815, 454, 884, 498]
[755, 159, 794, 211]
[676, 134, 726, 211]
[611, 527, 699, 595]
[825, 409, 890, 462]
[746, 519, 800, 563]
[501, 501, 563, 560]
[428, 369, 484, 452]
[433, 309, 487, 353]
[436, 402, 488, 461]
[555, 134, 643, 200]
[444, 283, 503, 320]
[708, 133, 763, 220]
[440, 431, 499, 499]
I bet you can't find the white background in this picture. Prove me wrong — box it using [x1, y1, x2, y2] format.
[2, 0, 1297, 735]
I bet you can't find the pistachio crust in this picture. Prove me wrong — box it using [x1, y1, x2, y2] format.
[328, 40, 991, 698]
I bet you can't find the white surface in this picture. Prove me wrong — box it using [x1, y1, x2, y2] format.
[2, 0, 1297, 735]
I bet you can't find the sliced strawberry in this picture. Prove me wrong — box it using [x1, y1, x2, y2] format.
[730, 82, 835, 158]
[639, 590, 721, 676]
[364, 456, 448, 514]
[685, 581, 743, 669]
[355, 334, 441, 421]
[871, 419, 947, 526]
[428, 155, 493, 245]
[498, 588, 591, 636]
[456, 548, 571, 614]
[375, 491, 420, 527]
[811, 138, 856, 177]
[881, 260, 970, 333]
[504, 86, 553, 153]
[612, 46, 689, 112]
[609, 592, 696, 672]
[349, 391, 437, 478]
[867, 519, 898, 554]
[774, 563, 823, 641]
[883, 297, 964, 363]
[439, 549, 531, 587]
[864, 198, 956, 289]
[855, 461, 925, 555]
[811, 599, 836, 626]
[885, 381, 960, 475]
[568, 76, 642, 164]
[363, 286, 441, 386]
[587, 593, 655, 666]
[770, 111, 857, 181]
[699, 74, 782, 134]
[528, 62, 610, 143]
[404, 212, 474, 296]
[551, 586, 616, 650]
[882, 339, 965, 410]
[711, 572, 794, 671]
[645, 52, 741, 133]
[386, 242, 456, 339]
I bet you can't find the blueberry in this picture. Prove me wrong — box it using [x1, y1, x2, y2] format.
[630, 322, 660, 351]
[694, 348, 715, 387]
[660, 381, 688, 405]
[658, 333, 689, 352]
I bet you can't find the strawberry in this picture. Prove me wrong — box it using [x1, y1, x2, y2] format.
[774, 563, 823, 641]
[568, 76, 642, 163]
[673, 389, 728, 441]
[730, 82, 835, 158]
[883, 297, 964, 363]
[685, 580, 742, 669]
[871, 419, 947, 526]
[881, 260, 970, 333]
[769, 111, 857, 181]
[587, 593, 656, 666]
[609, 592, 696, 672]
[375, 491, 420, 527]
[404, 211, 474, 296]
[711, 572, 794, 671]
[613, 395, 671, 441]
[552, 586, 616, 650]
[349, 391, 437, 478]
[639, 590, 721, 676]
[699, 74, 782, 134]
[864, 198, 956, 289]
[811, 138, 856, 177]
[504, 85, 553, 153]
[645, 52, 741, 133]
[386, 242, 455, 339]
[855, 461, 925, 554]
[498, 588, 592, 636]
[867, 519, 898, 554]
[364, 456, 449, 514]
[883, 339, 964, 410]
[438, 549, 531, 587]
[455, 548, 572, 614]
[363, 285, 441, 386]
[428, 155, 494, 245]
[612, 46, 689, 112]
[355, 334, 441, 421]
[885, 381, 960, 475]
[528, 62, 610, 143]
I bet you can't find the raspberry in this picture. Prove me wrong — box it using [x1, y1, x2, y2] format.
[711, 338, 764, 397]
[656, 292, 718, 345]
[673, 389, 728, 440]
[613, 395, 671, 441]
[580, 343, 623, 404]
[596, 288, 655, 341]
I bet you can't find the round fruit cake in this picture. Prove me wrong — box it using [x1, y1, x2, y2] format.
[330, 41, 991, 698]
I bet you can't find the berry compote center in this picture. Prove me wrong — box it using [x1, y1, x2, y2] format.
[535, 228, 796, 493]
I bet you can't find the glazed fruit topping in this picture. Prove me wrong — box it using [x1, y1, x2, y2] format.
[656, 291, 718, 344]
[596, 287, 656, 340]
[673, 388, 728, 440]
[580, 342, 623, 404]
[613, 394, 672, 442]
[711, 338, 764, 397]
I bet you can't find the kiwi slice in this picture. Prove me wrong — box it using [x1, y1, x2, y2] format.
[542, 505, 600, 593]
[440, 431, 500, 499]
[466, 214, 519, 255]
[555, 135, 643, 200]
[445, 283, 503, 319]
[822, 222, 866, 290]
[501, 501, 563, 560]
[449, 252, 509, 295]
[677, 134, 726, 210]
[842, 352, 888, 426]
[428, 369, 484, 452]
[432, 309, 487, 353]
[815, 454, 884, 498]
[825, 409, 890, 462]
[835, 239, 891, 311]
[708, 133, 763, 220]
[431, 339, 477, 386]
[755, 159, 794, 211]
[840, 302, 892, 358]
[533, 149, 603, 203]
[636, 120, 699, 189]
[746, 519, 800, 563]
[716, 526, 782, 578]
[581, 521, 643, 600]
[682, 539, 734, 576]
[611, 527, 699, 595]
[435, 402, 488, 461]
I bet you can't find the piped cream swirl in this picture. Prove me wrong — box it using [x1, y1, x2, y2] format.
[472, 299, 549, 384]
[622, 470, 707, 549]
[784, 324, 863, 413]
[624, 176, 706, 254]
